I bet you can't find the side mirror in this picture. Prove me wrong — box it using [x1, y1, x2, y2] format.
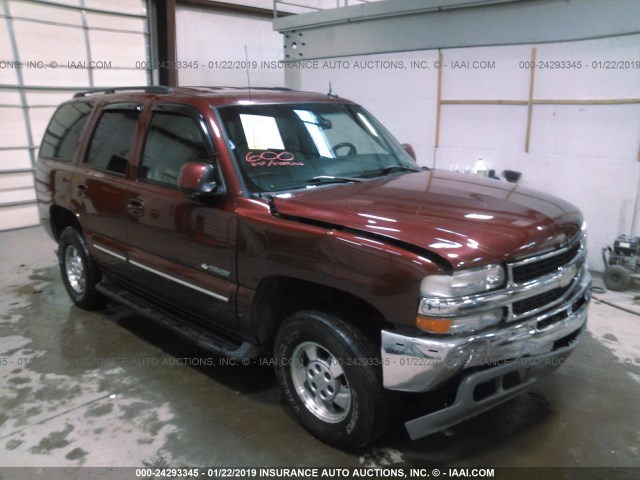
[402, 143, 416, 161]
[178, 161, 224, 199]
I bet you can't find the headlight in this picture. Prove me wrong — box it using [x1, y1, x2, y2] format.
[420, 264, 505, 298]
[417, 264, 506, 334]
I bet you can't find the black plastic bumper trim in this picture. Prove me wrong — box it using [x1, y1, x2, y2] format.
[405, 340, 579, 440]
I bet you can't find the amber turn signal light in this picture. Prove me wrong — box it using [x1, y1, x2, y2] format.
[416, 315, 451, 334]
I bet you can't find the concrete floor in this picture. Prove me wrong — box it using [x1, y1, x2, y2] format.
[0, 226, 639, 471]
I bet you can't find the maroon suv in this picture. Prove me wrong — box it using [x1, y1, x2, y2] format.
[35, 86, 591, 448]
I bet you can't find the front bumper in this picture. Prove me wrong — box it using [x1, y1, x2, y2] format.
[381, 270, 590, 439]
[404, 341, 579, 440]
[382, 270, 590, 392]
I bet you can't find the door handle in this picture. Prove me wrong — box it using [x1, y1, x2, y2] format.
[76, 184, 88, 198]
[127, 198, 144, 217]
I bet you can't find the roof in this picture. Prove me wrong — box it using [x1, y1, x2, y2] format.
[72, 86, 349, 106]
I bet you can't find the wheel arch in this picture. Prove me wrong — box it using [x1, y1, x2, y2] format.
[50, 205, 82, 241]
[250, 275, 392, 349]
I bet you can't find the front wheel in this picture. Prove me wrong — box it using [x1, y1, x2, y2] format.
[274, 311, 391, 448]
[58, 227, 105, 309]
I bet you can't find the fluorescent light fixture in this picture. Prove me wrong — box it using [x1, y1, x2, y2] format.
[294, 110, 334, 158]
[465, 213, 494, 220]
[357, 112, 378, 137]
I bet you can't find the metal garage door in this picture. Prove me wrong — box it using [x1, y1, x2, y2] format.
[0, 0, 151, 231]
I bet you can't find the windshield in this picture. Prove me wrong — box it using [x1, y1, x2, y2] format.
[217, 102, 419, 194]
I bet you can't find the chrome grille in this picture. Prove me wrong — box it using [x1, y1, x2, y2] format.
[504, 233, 585, 321]
[512, 284, 572, 315]
[511, 239, 581, 284]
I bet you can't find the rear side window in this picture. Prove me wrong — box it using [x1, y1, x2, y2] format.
[85, 110, 139, 175]
[139, 112, 209, 188]
[40, 102, 93, 161]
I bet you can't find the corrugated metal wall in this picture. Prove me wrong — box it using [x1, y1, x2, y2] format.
[0, 0, 151, 230]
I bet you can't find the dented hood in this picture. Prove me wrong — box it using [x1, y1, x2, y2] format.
[272, 170, 583, 269]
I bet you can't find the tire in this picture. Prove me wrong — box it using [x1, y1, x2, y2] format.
[273, 310, 391, 448]
[58, 227, 106, 309]
[603, 265, 631, 292]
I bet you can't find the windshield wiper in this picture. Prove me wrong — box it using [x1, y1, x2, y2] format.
[306, 175, 364, 185]
[378, 164, 422, 175]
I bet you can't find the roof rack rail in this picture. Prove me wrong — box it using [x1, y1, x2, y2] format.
[73, 86, 173, 98]
[253, 86, 293, 91]
[205, 86, 294, 91]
